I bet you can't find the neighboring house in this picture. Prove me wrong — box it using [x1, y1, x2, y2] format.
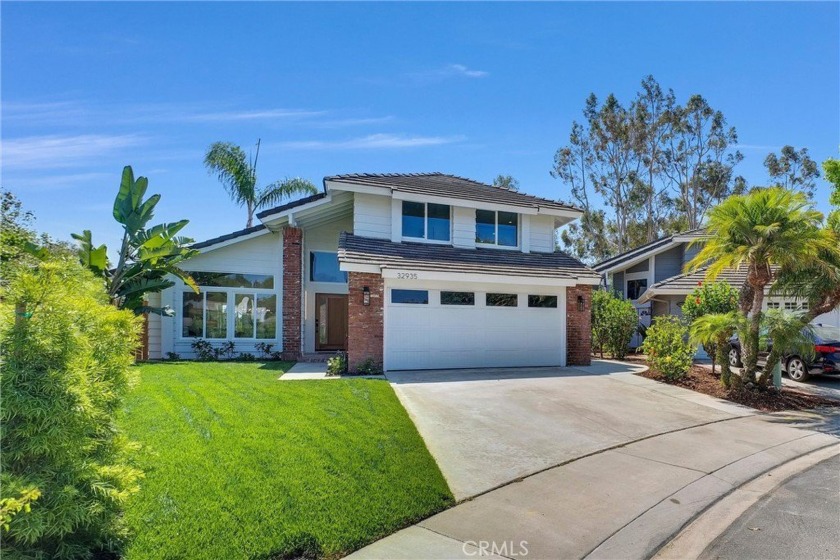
[146, 173, 601, 370]
[594, 229, 840, 348]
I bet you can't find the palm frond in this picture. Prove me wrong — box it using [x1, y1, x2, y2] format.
[256, 177, 319, 209]
[204, 142, 256, 206]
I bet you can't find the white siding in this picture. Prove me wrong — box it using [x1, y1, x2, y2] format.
[303, 215, 353, 353]
[452, 206, 476, 249]
[157, 231, 283, 359]
[146, 292, 162, 359]
[353, 192, 391, 239]
[529, 215, 556, 253]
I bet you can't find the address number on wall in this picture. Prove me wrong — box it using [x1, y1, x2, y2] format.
[396, 272, 419, 280]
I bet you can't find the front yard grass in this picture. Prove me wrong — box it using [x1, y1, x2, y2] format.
[118, 362, 453, 559]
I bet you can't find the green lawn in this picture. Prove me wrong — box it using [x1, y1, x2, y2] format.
[118, 362, 453, 560]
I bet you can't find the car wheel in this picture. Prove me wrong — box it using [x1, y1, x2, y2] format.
[786, 357, 810, 382]
[729, 347, 742, 368]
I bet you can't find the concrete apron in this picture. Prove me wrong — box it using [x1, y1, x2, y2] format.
[350, 396, 840, 559]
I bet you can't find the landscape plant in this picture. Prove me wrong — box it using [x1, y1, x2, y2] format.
[682, 280, 739, 368]
[686, 187, 834, 385]
[689, 312, 744, 387]
[1, 256, 142, 559]
[643, 316, 694, 380]
[758, 310, 815, 388]
[204, 140, 319, 227]
[73, 166, 199, 316]
[326, 352, 348, 376]
[591, 289, 638, 359]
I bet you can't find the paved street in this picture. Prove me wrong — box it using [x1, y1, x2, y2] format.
[699, 455, 840, 560]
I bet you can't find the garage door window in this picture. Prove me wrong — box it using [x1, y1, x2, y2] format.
[486, 293, 518, 307]
[528, 295, 558, 308]
[391, 289, 429, 304]
[441, 291, 475, 305]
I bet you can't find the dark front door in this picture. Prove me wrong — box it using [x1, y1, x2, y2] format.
[315, 293, 348, 351]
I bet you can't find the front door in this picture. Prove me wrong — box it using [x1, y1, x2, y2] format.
[315, 293, 348, 351]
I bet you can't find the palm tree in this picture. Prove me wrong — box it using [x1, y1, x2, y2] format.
[758, 309, 815, 388]
[686, 187, 832, 384]
[689, 312, 743, 388]
[204, 140, 318, 228]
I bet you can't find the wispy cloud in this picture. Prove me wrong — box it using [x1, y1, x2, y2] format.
[277, 133, 465, 151]
[2, 134, 146, 169]
[3, 171, 114, 192]
[313, 116, 396, 129]
[405, 63, 489, 85]
[180, 108, 326, 123]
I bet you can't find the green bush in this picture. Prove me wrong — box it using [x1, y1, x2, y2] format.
[681, 280, 739, 324]
[591, 289, 638, 359]
[326, 353, 347, 376]
[1, 257, 143, 559]
[354, 357, 383, 376]
[643, 315, 695, 380]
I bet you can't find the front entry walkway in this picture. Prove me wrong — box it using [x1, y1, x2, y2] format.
[350, 361, 840, 559]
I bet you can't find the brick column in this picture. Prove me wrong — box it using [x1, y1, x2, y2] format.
[281, 227, 303, 360]
[566, 285, 592, 366]
[347, 272, 384, 372]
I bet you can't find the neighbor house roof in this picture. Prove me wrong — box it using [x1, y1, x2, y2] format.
[325, 173, 582, 214]
[338, 232, 600, 282]
[634, 265, 789, 304]
[191, 224, 269, 250]
[593, 228, 708, 273]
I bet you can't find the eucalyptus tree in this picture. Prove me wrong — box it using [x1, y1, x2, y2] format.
[764, 145, 820, 198]
[73, 166, 198, 316]
[492, 174, 520, 191]
[204, 140, 318, 228]
[687, 187, 833, 383]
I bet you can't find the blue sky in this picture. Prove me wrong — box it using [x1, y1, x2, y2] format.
[3, 2, 838, 251]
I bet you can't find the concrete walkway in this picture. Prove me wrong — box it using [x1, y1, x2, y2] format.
[349, 362, 840, 559]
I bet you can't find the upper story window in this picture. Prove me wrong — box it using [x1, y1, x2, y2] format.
[310, 251, 347, 283]
[402, 201, 451, 242]
[476, 210, 518, 247]
[627, 279, 647, 300]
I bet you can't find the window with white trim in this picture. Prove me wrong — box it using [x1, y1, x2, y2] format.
[476, 210, 518, 247]
[402, 201, 451, 242]
[181, 273, 277, 339]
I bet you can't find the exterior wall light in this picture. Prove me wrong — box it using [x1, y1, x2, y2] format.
[577, 295, 585, 312]
[363, 286, 371, 306]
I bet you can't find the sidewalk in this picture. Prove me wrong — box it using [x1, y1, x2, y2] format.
[348, 410, 840, 560]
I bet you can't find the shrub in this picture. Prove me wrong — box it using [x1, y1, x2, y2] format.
[1, 258, 143, 559]
[681, 281, 739, 324]
[219, 341, 236, 360]
[326, 353, 347, 376]
[354, 357, 383, 376]
[191, 339, 216, 361]
[238, 352, 256, 362]
[255, 342, 274, 359]
[643, 315, 694, 380]
[591, 289, 638, 359]
[165, 351, 181, 361]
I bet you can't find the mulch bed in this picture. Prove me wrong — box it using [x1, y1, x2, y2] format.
[637, 365, 840, 412]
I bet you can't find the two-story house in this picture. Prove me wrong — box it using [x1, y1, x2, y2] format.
[594, 229, 840, 349]
[145, 173, 601, 370]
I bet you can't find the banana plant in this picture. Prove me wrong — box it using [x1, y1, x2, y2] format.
[73, 166, 199, 316]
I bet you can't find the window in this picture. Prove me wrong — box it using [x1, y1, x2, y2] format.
[528, 295, 558, 308]
[182, 292, 203, 337]
[486, 293, 518, 307]
[476, 210, 518, 247]
[189, 271, 273, 289]
[255, 295, 277, 338]
[783, 301, 809, 311]
[627, 279, 647, 300]
[767, 302, 781, 309]
[402, 201, 451, 242]
[441, 291, 475, 305]
[391, 289, 429, 304]
[183, 291, 228, 338]
[310, 251, 347, 283]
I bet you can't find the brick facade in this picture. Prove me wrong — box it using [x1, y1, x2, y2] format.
[566, 285, 592, 366]
[281, 227, 303, 359]
[347, 272, 384, 372]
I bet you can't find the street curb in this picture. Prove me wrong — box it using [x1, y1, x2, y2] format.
[653, 442, 840, 560]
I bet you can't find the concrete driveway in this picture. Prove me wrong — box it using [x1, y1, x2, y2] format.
[387, 360, 752, 500]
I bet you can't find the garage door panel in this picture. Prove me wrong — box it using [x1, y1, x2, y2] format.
[385, 285, 566, 371]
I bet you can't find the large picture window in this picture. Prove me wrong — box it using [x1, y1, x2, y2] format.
[182, 291, 228, 338]
[189, 271, 273, 289]
[476, 210, 518, 247]
[402, 201, 451, 242]
[310, 251, 347, 283]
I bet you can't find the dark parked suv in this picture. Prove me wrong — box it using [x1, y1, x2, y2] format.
[729, 324, 840, 382]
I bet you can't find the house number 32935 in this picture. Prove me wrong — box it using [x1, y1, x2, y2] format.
[397, 272, 418, 279]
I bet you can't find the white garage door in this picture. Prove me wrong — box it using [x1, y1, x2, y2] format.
[385, 284, 566, 371]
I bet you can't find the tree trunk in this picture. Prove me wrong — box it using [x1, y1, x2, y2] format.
[716, 335, 731, 388]
[743, 270, 769, 384]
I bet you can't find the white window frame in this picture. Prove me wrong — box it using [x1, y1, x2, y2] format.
[475, 210, 520, 249]
[179, 286, 277, 341]
[401, 201, 452, 244]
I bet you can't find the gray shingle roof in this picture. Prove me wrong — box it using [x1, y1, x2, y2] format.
[191, 224, 268, 250]
[648, 267, 749, 292]
[594, 228, 707, 272]
[325, 173, 581, 213]
[255, 192, 328, 220]
[338, 232, 600, 281]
